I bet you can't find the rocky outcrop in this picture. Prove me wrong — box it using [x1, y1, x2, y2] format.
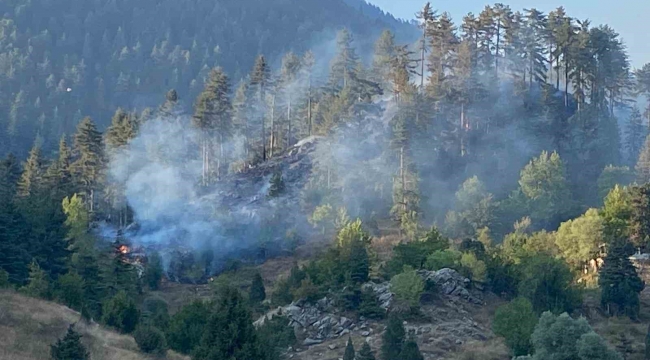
[362, 268, 482, 310]
[254, 297, 372, 345]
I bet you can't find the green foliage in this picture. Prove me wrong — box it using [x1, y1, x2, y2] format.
[20, 260, 50, 299]
[337, 219, 371, 248]
[144, 252, 163, 291]
[167, 300, 211, 355]
[193, 287, 262, 360]
[492, 297, 538, 356]
[55, 272, 84, 310]
[597, 166, 634, 203]
[381, 315, 405, 360]
[141, 296, 170, 330]
[384, 227, 449, 277]
[599, 243, 644, 319]
[636, 134, 650, 184]
[425, 249, 462, 271]
[268, 170, 286, 198]
[390, 267, 424, 307]
[460, 252, 487, 282]
[0, 269, 9, 288]
[555, 208, 604, 270]
[62, 194, 91, 253]
[446, 176, 495, 239]
[271, 279, 294, 306]
[256, 315, 296, 357]
[50, 325, 89, 360]
[249, 273, 266, 304]
[530, 312, 620, 360]
[309, 204, 336, 235]
[486, 254, 520, 298]
[602, 185, 633, 240]
[101, 290, 140, 334]
[629, 184, 650, 249]
[344, 337, 356, 360]
[399, 337, 424, 360]
[134, 325, 167, 355]
[293, 277, 321, 303]
[518, 151, 572, 227]
[358, 288, 385, 320]
[518, 254, 582, 314]
[357, 342, 376, 360]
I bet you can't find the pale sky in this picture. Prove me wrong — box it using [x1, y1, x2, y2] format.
[369, 0, 649, 70]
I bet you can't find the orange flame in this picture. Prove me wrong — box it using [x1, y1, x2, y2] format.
[118, 245, 130, 254]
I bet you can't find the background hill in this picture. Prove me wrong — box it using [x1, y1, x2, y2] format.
[0, 0, 417, 157]
[0, 290, 189, 360]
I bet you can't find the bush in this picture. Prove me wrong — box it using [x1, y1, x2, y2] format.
[390, 267, 424, 307]
[293, 277, 321, 303]
[383, 227, 449, 278]
[359, 288, 385, 319]
[460, 253, 487, 282]
[142, 296, 170, 330]
[134, 325, 167, 355]
[518, 255, 582, 314]
[51, 325, 89, 360]
[256, 315, 297, 357]
[54, 272, 84, 310]
[271, 279, 293, 306]
[425, 249, 462, 271]
[102, 291, 140, 334]
[249, 272, 266, 304]
[166, 300, 210, 354]
[144, 252, 163, 290]
[492, 297, 538, 356]
[0, 269, 9, 288]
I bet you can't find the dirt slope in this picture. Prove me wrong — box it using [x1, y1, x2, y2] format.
[0, 290, 188, 360]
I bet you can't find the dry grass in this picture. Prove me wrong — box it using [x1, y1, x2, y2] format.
[445, 339, 510, 360]
[0, 290, 189, 360]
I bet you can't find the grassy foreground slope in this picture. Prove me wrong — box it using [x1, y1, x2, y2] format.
[0, 290, 188, 360]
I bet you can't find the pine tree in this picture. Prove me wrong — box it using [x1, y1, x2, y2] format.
[72, 117, 104, 213]
[251, 55, 271, 161]
[348, 236, 370, 284]
[21, 260, 50, 298]
[268, 170, 285, 198]
[357, 342, 376, 360]
[233, 81, 251, 158]
[599, 243, 644, 319]
[399, 337, 424, 360]
[343, 337, 355, 360]
[415, 3, 436, 89]
[330, 29, 359, 90]
[381, 315, 405, 360]
[249, 272, 266, 304]
[280, 52, 302, 148]
[630, 184, 650, 250]
[193, 67, 232, 184]
[50, 324, 90, 360]
[372, 30, 397, 91]
[636, 134, 650, 184]
[43, 136, 74, 199]
[17, 144, 43, 198]
[105, 108, 138, 150]
[626, 108, 647, 167]
[193, 286, 262, 360]
[158, 89, 182, 118]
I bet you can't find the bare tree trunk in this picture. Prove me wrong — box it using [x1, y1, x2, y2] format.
[287, 96, 292, 147]
[400, 146, 406, 214]
[270, 95, 275, 158]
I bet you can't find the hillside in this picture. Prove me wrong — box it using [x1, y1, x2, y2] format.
[0, 290, 189, 360]
[0, 0, 417, 157]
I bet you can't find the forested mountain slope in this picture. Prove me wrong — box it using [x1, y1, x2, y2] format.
[0, 0, 416, 157]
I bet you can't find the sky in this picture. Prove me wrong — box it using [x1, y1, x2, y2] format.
[368, 0, 649, 70]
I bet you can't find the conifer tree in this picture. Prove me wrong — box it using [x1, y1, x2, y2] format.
[280, 52, 302, 148]
[415, 3, 436, 89]
[343, 337, 355, 360]
[299, 51, 316, 138]
[72, 117, 104, 213]
[251, 55, 271, 161]
[193, 67, 232, 183]
[158, 89, 182, 118]
[399, 337, 424, 360]
[381, 315, 405, 360]
[249, 272, 266, 304]
[357, 342, 376, 360]
[630, 184, 650, 249]
[233, 81, 251, 158]
[193, 286, 262, 360]
[50, 325, 90, 360]
[330, 29, 359, 90]
[17, 144, 43, 198]
[372, 30, 397, 90]
[21, 260, 50, 298]
[599, 243, 644, 319]
[268, 170, 285, 198]
[43, 136, 73, 199]
[636, 134, 650, 184]
[626, 108, 647, 167]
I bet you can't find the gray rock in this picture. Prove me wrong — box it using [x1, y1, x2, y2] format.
[303, 338, 323, 346]
[328, 344, 337, 350]
[361, 331, 370, 336]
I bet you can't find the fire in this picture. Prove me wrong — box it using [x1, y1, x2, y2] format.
[118, 245, 130, 254]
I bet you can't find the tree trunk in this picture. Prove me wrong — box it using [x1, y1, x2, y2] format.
[287, 96, 292, 147]
[270, 94, 275, 158]
[400, 146, 406, 214]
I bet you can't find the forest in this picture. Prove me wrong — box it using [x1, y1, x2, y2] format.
[2, 0, 650, 359]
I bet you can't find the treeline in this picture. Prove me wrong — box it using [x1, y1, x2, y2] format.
[0, 0, 415, 157]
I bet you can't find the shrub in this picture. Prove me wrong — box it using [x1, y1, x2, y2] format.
[492, 297, 538, 356]
[54, 272, 84, 310]
[460, 253, 487, 282]
[134, 325, 167, 355]
[166, 300, 210, 354]
[50, 325, 89, 360]
[102, 291, 140, 333]
[358, 288, 385, 319]
[293, 277, 321, 303]
[390, 267, 424, 307]
[518, 255, 582, 314]
[425, 249, 462, 271]
[0, 269, 9, 288]
[142, 296, 170, 330]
